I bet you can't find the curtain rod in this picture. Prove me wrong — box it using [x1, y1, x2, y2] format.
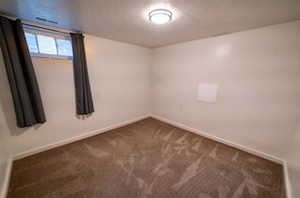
[22, 23, 75, 35]
[0, 12, 79, 35]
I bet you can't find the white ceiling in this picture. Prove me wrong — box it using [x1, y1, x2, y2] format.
[1, 0, 300, 48]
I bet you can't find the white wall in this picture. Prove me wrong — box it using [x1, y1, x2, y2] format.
[0, 20, 300, 198]
[0, 34, 152, 157]
[0, 51, 11, 198]
[152, 21, 300, 159]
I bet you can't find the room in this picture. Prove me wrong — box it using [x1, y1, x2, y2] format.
[0, 0, 299, 197]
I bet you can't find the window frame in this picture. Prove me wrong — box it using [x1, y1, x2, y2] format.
[24, 26, 73, 60]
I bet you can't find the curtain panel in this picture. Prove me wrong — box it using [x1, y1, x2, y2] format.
[0, 16, 46, 127]
[71, 33, 94, 115]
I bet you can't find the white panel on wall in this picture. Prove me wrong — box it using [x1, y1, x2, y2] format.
[197, 83, 218, 103]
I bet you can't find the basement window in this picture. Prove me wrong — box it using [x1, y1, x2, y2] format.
[24, 26, 73, 59]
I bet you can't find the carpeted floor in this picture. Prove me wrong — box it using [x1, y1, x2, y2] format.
[8, 118, 285, 198]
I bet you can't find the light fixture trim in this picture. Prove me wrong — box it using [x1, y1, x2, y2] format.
[149, 9, 173, 24]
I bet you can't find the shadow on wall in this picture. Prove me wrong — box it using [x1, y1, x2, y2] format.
[76, 114, 93, 120]
[0, 52, 42, 136]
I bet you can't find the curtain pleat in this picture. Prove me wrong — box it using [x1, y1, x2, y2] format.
[0, 16, 46, 127]
[71, 33, 94, 115]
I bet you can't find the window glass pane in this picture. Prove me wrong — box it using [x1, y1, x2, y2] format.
[37, 34, 57, 55]
[25, 32, 38, 53]
[56, 39, 73, 57]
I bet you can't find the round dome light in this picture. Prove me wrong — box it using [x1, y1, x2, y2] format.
[149, 9, 172, 24]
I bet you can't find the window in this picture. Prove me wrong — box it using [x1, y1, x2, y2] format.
[24, 32, 38, 53]
[56, 38, 73, 57]
[24, 27, 73, 59]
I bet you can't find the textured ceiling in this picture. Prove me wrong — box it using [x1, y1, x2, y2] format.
[1, 0, 300, 48]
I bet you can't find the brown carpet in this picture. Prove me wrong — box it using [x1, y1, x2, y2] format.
[8, 118, 285, 198]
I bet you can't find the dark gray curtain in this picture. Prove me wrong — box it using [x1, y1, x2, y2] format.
[71, 33, 94, 115]
[0, 16, 46, 128]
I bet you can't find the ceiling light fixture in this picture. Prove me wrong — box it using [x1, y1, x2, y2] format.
[149, 9, 172, 24]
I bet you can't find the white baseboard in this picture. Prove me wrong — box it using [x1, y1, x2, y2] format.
[151, 114, 293, 198]
[13, 114, 150, 160]
[5, 114, 292, 198]
[0, 158, 12, 198]
[150, 114, 284, 164]
[283, 161, 293, 198]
